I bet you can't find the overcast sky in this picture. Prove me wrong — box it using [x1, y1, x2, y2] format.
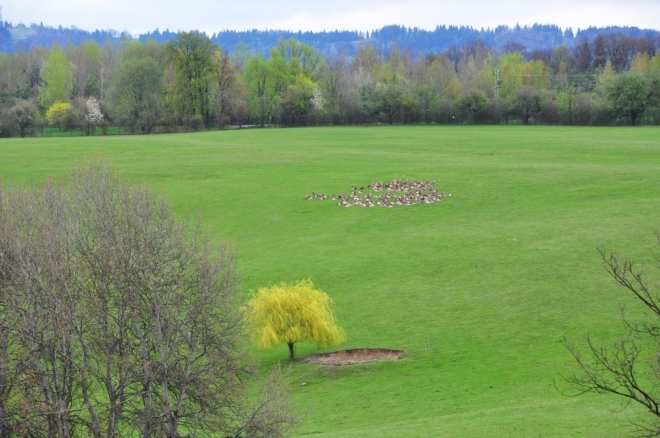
[4, 0, 659, 35]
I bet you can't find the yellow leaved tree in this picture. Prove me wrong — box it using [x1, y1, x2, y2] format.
[46, 102, 72, 129]
[245, 280, 345, 362]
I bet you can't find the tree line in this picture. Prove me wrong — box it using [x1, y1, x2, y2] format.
[1, 31, 660, 137]
[6, 21, 658, 59]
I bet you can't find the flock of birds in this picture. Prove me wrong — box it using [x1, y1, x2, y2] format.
[305, 179, 451, 208]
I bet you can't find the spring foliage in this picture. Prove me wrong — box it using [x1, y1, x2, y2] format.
[84, 97, 104, 126]
[246, 280, 345, 361]
[45, 101, 71, 126]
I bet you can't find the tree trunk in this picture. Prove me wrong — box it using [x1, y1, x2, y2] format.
[288, 342, 295, 362]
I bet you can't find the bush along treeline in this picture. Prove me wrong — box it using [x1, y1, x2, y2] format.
[1, 31, 660, 137]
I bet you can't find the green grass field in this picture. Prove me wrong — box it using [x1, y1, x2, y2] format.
[2, 126, 660, 436]
[8, 27, 37, 40]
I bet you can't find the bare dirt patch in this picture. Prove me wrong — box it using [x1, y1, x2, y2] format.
[301, 348, 404, 366]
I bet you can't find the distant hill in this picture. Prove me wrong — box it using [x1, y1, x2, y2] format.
[0, 24, 11, 52]
[139, 24, 660, 56]
[2, 22, 128, 52]
[2, 22, 659, 56]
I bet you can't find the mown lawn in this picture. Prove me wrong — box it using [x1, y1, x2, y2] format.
[2, 125, 660, 436]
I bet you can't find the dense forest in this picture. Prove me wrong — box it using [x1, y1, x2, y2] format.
[4, 21, 660, 57]
[1, 26, 660, 137]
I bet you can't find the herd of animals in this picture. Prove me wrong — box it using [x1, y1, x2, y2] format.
[305, 179, 451, 208]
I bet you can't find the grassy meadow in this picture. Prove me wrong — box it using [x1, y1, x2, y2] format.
[1, 125, 660, 436]
[7, 27, 37, 40]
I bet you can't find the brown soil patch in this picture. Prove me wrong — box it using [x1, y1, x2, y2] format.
[301, 348, 404, 366]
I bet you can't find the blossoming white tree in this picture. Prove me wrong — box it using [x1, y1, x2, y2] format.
[311, 88, 325, 112]
[85, 97, 104, 134]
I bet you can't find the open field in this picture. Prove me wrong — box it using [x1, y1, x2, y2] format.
[1, 126, 660, 436]
[8, 27, 37, 40]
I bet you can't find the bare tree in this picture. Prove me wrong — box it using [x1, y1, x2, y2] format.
[507, 86, 541, 124]
[607, 34, 637, 72]
[565, 237, 660, 436]
[637, 36, 658, 58]
[573, 38, 592, 73]
[592, 35, 608, 69]
[0, 161, 296, 438]
[213, 49, 239, 126]
[503, 41, 526, 55]
[3, 180, 84, 438]
[0, 184, 46, 437]
[528, 48, 553, 66]
[442, 45, 463, 72]
[320, 55, 350, 124]
[351, 43, 381, 87]
[463, 40, 490, 60]
[229, 364, 297, 438]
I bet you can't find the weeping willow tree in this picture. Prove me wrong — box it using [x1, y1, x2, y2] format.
[245, 280, 345, 362]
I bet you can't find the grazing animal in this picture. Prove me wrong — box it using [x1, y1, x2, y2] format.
[308, 179, 450, 209]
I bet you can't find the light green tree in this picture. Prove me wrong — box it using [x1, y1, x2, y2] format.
[67, 40, 102, 98]
[498, 53, 548, 99]
[7, 99, 39, 137]
[274, 38, 323, 79]
[507, 86, 541, 125]
[606, 73, 651, 126]
[232, 41, 252, 70]
[39, 46, 73, 109]
[456, 90, 490, 123]
[277, 75, 317, 125]
[81, 41, 102, 97]
[557, 85, 578, 125]
[106, 57, 163, 132]
[414, 85, 440, 124]
[369, 81, 403, 124]
[165, 32, 216, 125]
[242, 55, 277, 126]
[45, 101, 72, 129]
[245, 279, 345, 362]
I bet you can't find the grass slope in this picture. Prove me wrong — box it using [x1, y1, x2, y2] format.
[8, 27, 37, 40]
[2, 126, 660, 436]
